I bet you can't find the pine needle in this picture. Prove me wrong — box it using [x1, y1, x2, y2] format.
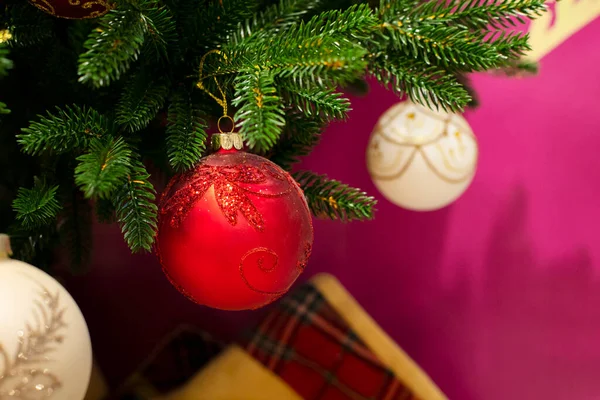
[294, 171, 376, 222]
[75, 137, 133, 199]
[18, 105, 112, 155]
[234, 70, 286, 152]
[12, 180, 62, 229]
[166, 89, 208, 171]
[116, 70, 170, 132]
[113, 160, 157, 253]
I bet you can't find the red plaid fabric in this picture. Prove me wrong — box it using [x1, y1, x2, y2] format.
[245, 283, 421, 400]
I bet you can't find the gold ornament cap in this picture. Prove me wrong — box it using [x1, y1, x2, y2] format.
[212, 132, 244, 151]
[212, 116, 244, 151]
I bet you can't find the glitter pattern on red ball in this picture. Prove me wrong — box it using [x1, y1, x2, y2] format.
[156, 150, 314, 310]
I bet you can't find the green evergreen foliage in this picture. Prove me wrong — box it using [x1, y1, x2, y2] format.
[112, 160, 157, 253]
[233, 0, 321, 42]
[77, 8, 147, 87]
[0, 45, 12, 78]
[234, 70, 286, 152]
[0, 0, 546, 265]
[501, 59, 539, 76]
[0, 42, 10, 116]
[18, 105, 112, 155]
[75, 137, 133, 199]
[140, 3, 179, 60]
[6, 3, 54, 46]
[12, 180, 62, 229]
[166, 89, 208, 171]
[294, 171, 376, 222]
[370, 56, 470, 112]
[410, 0, 546, 30]
[270, 113, 322, 170]
[280, 81, 351, 121]
[194, 0, 257, 49]
[116, 70, 170, 132]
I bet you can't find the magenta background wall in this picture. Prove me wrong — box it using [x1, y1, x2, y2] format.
[64, 17, 600, 400]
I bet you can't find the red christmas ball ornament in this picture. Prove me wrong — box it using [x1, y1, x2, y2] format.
[29, 0, 112, 19]
[156, 129, 314, 310]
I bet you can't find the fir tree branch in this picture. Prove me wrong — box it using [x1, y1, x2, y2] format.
[380, 22, 499, 71]
[490, 31, 531, 62]
[116, 70, 170, 132]
[166, 89, 208, 171]
[233, 70, 286, 152]
[269, 112, 323, 170]
[12, 180, 62, 229]
[0, 46, 11, 114]
[188, 0, 257, 50]
[75, 137, 133, 199]
[220, 32, 368, 87]
[378, 1, 538, 72]
[0, 102, 10, 115]
[378, 0, 421, 17]
[0, 46, 13, 78]
[6, 3, 55, 47]
[218, 4, 372, 86]
[228, 0, 376, 46]
[229, 0, 323, 45]
[370, 54, 471, 112]
[300, 3, 376, 41]
[77, 9, 147, 87]
[18, 105, 112, 155]
[279, 80, 351, 120]
[113, 159, 157, 253]
[139, 1, 178, 60]
[456, 73, 479, 108]
[409, 0, 546, 31]
[293, 171, 376, 221]
[497, 58, 539, 76]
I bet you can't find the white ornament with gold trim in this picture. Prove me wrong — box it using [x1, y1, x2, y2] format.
[0, 235, 92, 400]
[366, 101, 478, 211]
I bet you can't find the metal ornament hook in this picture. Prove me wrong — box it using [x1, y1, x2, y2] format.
[196, 49, 229, 117]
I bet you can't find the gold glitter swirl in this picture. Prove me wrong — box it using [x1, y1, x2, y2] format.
[367, 136, 419, 181]
[239, 247, 291, 296]
[29, 0, 112, 19]
[32, 0, 56, 15]
[0, 280, 67, 399]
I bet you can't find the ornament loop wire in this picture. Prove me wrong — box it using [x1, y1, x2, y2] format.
[197, 50, 229, 117]
[217, 115, 235, 134]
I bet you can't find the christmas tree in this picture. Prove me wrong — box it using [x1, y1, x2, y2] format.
[0, 0, 545, 270]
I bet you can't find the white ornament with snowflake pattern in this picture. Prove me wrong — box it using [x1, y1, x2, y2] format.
[366, 101, 478, 211]
[0, 235, 92, 400]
